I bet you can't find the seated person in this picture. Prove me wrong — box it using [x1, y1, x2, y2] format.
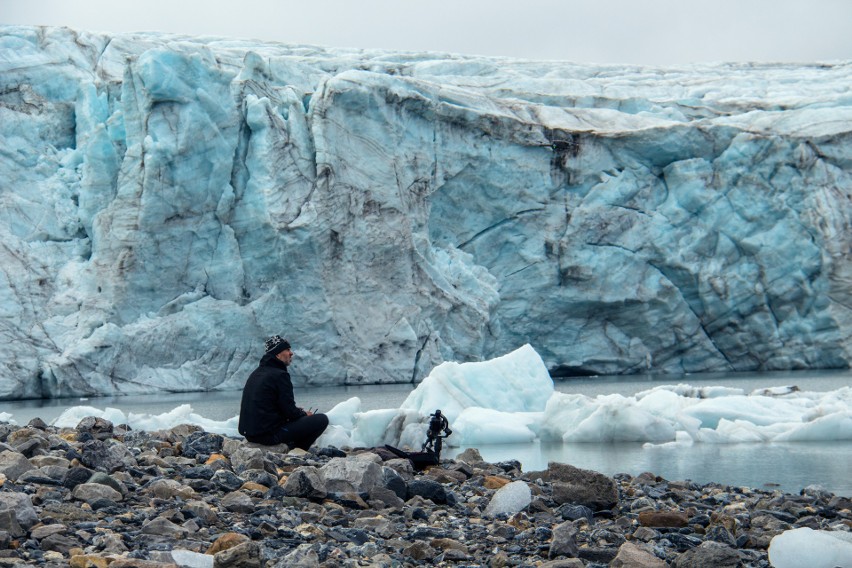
[238, 335, 328, 450]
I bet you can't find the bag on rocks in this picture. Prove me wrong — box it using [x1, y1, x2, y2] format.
[384, 445, 439, 471]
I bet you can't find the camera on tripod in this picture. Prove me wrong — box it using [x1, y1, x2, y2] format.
[421, 409, 452, 458]
[385, 409, 453, 471]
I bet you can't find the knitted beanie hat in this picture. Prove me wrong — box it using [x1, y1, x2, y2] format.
[265, 335, 291, 355]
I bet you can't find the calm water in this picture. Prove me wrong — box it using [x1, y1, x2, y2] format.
[3, 369, 850, 496]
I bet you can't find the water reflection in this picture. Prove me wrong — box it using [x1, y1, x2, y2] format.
[444, 440, 852, 497]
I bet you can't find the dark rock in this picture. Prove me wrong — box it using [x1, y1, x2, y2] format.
[329, 491, 368, 509]
[239, 468, 278, 488]
[184, 465, 215, 480]
[317, 446, 346, 459]
[0, 510, 23, 538]
[282, 466, 327, 500]
[88, 471, 125, 494]
[0, 449, 35, 481]
[263, 485, 287, 500]
[578, 546, 619, 563]
[229, 446, 265, 473]
[403, 541, 436, 561]
[666, 533, 703, 552]
[62, 466, 94, 490]
[705, 525, 737, 546]
[79, 439, 126, 473]
[549, 520, 580, 559]
[0, 493, 38, 529]
[211, 469, 243, 492]
[40, 532, 81, 554]
[688, 513, 711, 527]
[221, 491, 255, 514]
[672, 541, 742, 568]
[13, 437, 44, 458]
[27, 417, 47, 430]
[610, 542, 667, 568]
[368, 486, 405, 509]
[89, 497, 120, 511]
[407, 478, 448, 504]
[182, 431, 224, 459]
[496, 459, 522, 473]
[447, 461, 474, 478]
[558, 504, 595, 524]
[213, 540, 262, 568]
[380, 464, 408, 499]
[17, 469, 61, 485]
[531, 463, 618, 511]
[76, 416, 114, 440]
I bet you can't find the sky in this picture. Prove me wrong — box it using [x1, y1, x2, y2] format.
[2, 0, 851, 66]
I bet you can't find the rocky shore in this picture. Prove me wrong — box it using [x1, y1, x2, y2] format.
[0, 417, 850, 567]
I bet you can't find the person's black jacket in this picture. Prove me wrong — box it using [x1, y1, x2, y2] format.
[238, 352, 307, 439]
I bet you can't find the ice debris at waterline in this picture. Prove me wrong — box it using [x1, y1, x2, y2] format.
[3, 26, 852, 400]
[4, 345, 851, 450]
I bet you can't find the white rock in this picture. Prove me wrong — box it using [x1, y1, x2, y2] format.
[170, 549, 214, 568]
[484, 480, 532, 518]
[768, 527, 852, 568]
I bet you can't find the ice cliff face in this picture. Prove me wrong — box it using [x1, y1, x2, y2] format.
[1, 25, 851, 399]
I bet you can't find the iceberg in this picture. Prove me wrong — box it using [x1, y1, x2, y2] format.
[2, 25, 852, 398]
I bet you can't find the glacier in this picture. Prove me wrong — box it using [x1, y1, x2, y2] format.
[1, 25, 852, 399]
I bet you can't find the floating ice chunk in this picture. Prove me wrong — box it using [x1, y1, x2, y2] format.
[750, 385, 800, 397]
[768, 527, 852, 568]
[51, 404, 239, 437]
[325, 396, 361, 430]
[400, 344, 553, 422]
[681, 395, 805, 429]
[773, 411, 852, 442]
[639, 384, 745, 399]
[315, 425, 353, 450]
[541, 393, 676, 443]
[450, 408, 539, 447]
[350, 408, 401, 448]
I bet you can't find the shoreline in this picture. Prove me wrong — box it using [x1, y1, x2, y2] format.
[1, 417, 850, 567]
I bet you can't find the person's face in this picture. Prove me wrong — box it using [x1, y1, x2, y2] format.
[275, 347, 293, 366]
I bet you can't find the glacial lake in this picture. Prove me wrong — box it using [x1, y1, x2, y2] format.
[3, 369, 851, 497]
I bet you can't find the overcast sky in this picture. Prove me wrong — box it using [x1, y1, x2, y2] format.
[3, 0, 851, 65]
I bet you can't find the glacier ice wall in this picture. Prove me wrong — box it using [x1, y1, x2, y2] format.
[1, 25, 851, 399]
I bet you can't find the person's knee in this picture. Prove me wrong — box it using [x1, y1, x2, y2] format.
[317, 413, 329, 428]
